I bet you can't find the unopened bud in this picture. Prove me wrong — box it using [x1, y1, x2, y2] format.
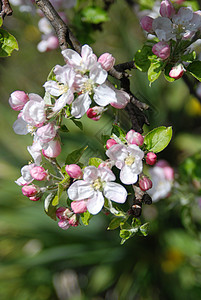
[9, 91, 29, 111]
[160, 0, 175, 18]
[58, 219, 70, 230]
[139, 175, 153, 191]
[146, 152, 157, 165]
[65, 164, 83, 179]
[42, 139, 61, 158]
[22, 184, 39, 197]
[86, 106, 105, 121]
[106, 139, 117, 149]
[56, 207, 72, 220]
[152, 42, 170, 60]
[68, 214, 79, 227]
[98, 53, 115, 71]
[169, 64, 185, 79]
[29, 195, 41, 201]
[140, 16, 154, 33]
[126, 130, 144, 146]
[46, 36, 59, 51]
[71, 200, 87, 214]
[30, 166, 48, 181]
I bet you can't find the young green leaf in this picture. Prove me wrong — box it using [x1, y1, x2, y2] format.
[144, 126, 172, 153]
[164, 64, 176, 82]
[71, 119, 83, 130]
[107, 217, 128, 230]
[88, 157, 103, 168]
[65, 146, 88, 165]
[81, 6, 109, 24]
[187, 61, 201, 81]
[148, 60, 164, 83]
[0, 29, 19, 57]
[81, 210, 92, 225]
[52, 183, 64, 206]
[134, 45, 153, 72]
[140, 222, 149, 236]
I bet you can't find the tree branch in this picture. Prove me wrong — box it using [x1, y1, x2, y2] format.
[35, 0, 81, 53]
[0, 0, 13, 18]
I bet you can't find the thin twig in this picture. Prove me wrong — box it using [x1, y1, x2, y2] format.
[35, 0, 81, 52]
[0, 0, 13, 18]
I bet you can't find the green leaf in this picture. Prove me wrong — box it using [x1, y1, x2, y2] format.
[181, 51, 196, 63]
[131, 217, 141, 227]
[44, 192, 57, 220]
[65, 146, 88, 165]
[164, 64, 176, 82]
[52, 183, 64, 206]
[120, 227, 138, 245]
[81, 6, 109, 24]
[0, 28, 18, 57]
[88, 157, 103, 168]
[71, 119, 83, 130]
[140, 222, 149, 236]
[107, 217, 127, 230]
[148, 60, 164, 83]
[0, 17, 3, 27]
[47, 67, 56, 81]
[59, 125, 69, 133]
[134, 45, 153, 72]
[81, 211, 92, 225]
[144, 126, 172, 153]
[187, 61, 201, 81]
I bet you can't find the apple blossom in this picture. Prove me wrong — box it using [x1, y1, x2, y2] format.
[15, 163, 36, 186]
[22, 184, 40, 197]
[140, 16, 154, 33]
[139, 175, 153, 191]
[9, 90, 29, 111]
[152, 41, 170, 60]
[106, 144, 144, 185]
[146, 152, 157, 165]
[98, 53, 115, 71]
[30, 166, 48, 181]
[106, 139, 118, 149]
[67, 166, 127, 215]
[169, 64, 185, 79]
[36, 123, 57, 143]
[126, 130, 144, 146]
[42, 139, 61, 158]
[86, 106, 106, 121]
[71, 200, 87, 214]
[65, 164, 83, 179]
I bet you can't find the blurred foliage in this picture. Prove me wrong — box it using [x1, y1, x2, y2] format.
[0, 0, 201, 299]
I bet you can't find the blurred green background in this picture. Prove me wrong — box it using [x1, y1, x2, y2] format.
[0, 1, 201, 299]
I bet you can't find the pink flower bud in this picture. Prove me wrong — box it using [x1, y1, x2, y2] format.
[139, 176, 153, 191]
[152, 42, 170, 60]
[160, 0, 175, 18]
[71, 200, 87, 214]
[65, 164, 83, 179]
[58, 219, 70, 230]
[22, 184, 39, 197]
[30, 166, 48, 181]
[46, 36, 59, 51]
[146, 152, 157, 165]
[110, 90, 130, 109]
[9, 91, 29, 111]
[56, 207, 72, 220]
[140, 16, 154, 33]
[126, 130, 144, 146]
[36, 123, 57, 143]
[86, 106, 105, 121]
[42, 139, 61, 158]
[106, 139, 118, 149]
[29, 196, 41, 201]
[68, 214, 79, 227]
[169, 64, 185, 79]
[98, 53, 115, 71]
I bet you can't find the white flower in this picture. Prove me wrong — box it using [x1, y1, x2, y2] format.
[67, 166, 127, 215]
[106, 144, 144, 185]
[15, 163, 36, 186]
[62, 44, 98, 73]
[43, 65, 76, 112]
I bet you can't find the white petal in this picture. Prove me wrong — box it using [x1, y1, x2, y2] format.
[93, 84, 116, 106]
[13, 117, 28, 135]
[53, 90, 74, 112]
[104, 182, 127, 203]
[87, 191, 104, 215]
[120, 165, 138, 185]
[71, 93, 91, 118]
[106, 144, 128, 169]
[128, 144, 144, 160]
[28, 93, 44, 102]
[61, 49, 82, 68]
[81, 45, 93, 60]
[67, 180, 94, 201]
[89, 63, 107, 85]
[43, 80, 63, 97]
[83, 166, 98, 182]
[98, 167, 115, 182]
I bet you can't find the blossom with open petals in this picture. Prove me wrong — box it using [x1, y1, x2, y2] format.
[67, 166, 127, 215]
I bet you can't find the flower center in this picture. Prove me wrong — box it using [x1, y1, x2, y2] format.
[125, 155, 135, 166]
[92, 177, 103, 191]
[27, 124, 36, 135]
[82, 79, 94, 95]
[59, 83, 69, 94]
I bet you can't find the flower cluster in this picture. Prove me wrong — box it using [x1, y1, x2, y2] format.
[140, 0, 201, 80]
